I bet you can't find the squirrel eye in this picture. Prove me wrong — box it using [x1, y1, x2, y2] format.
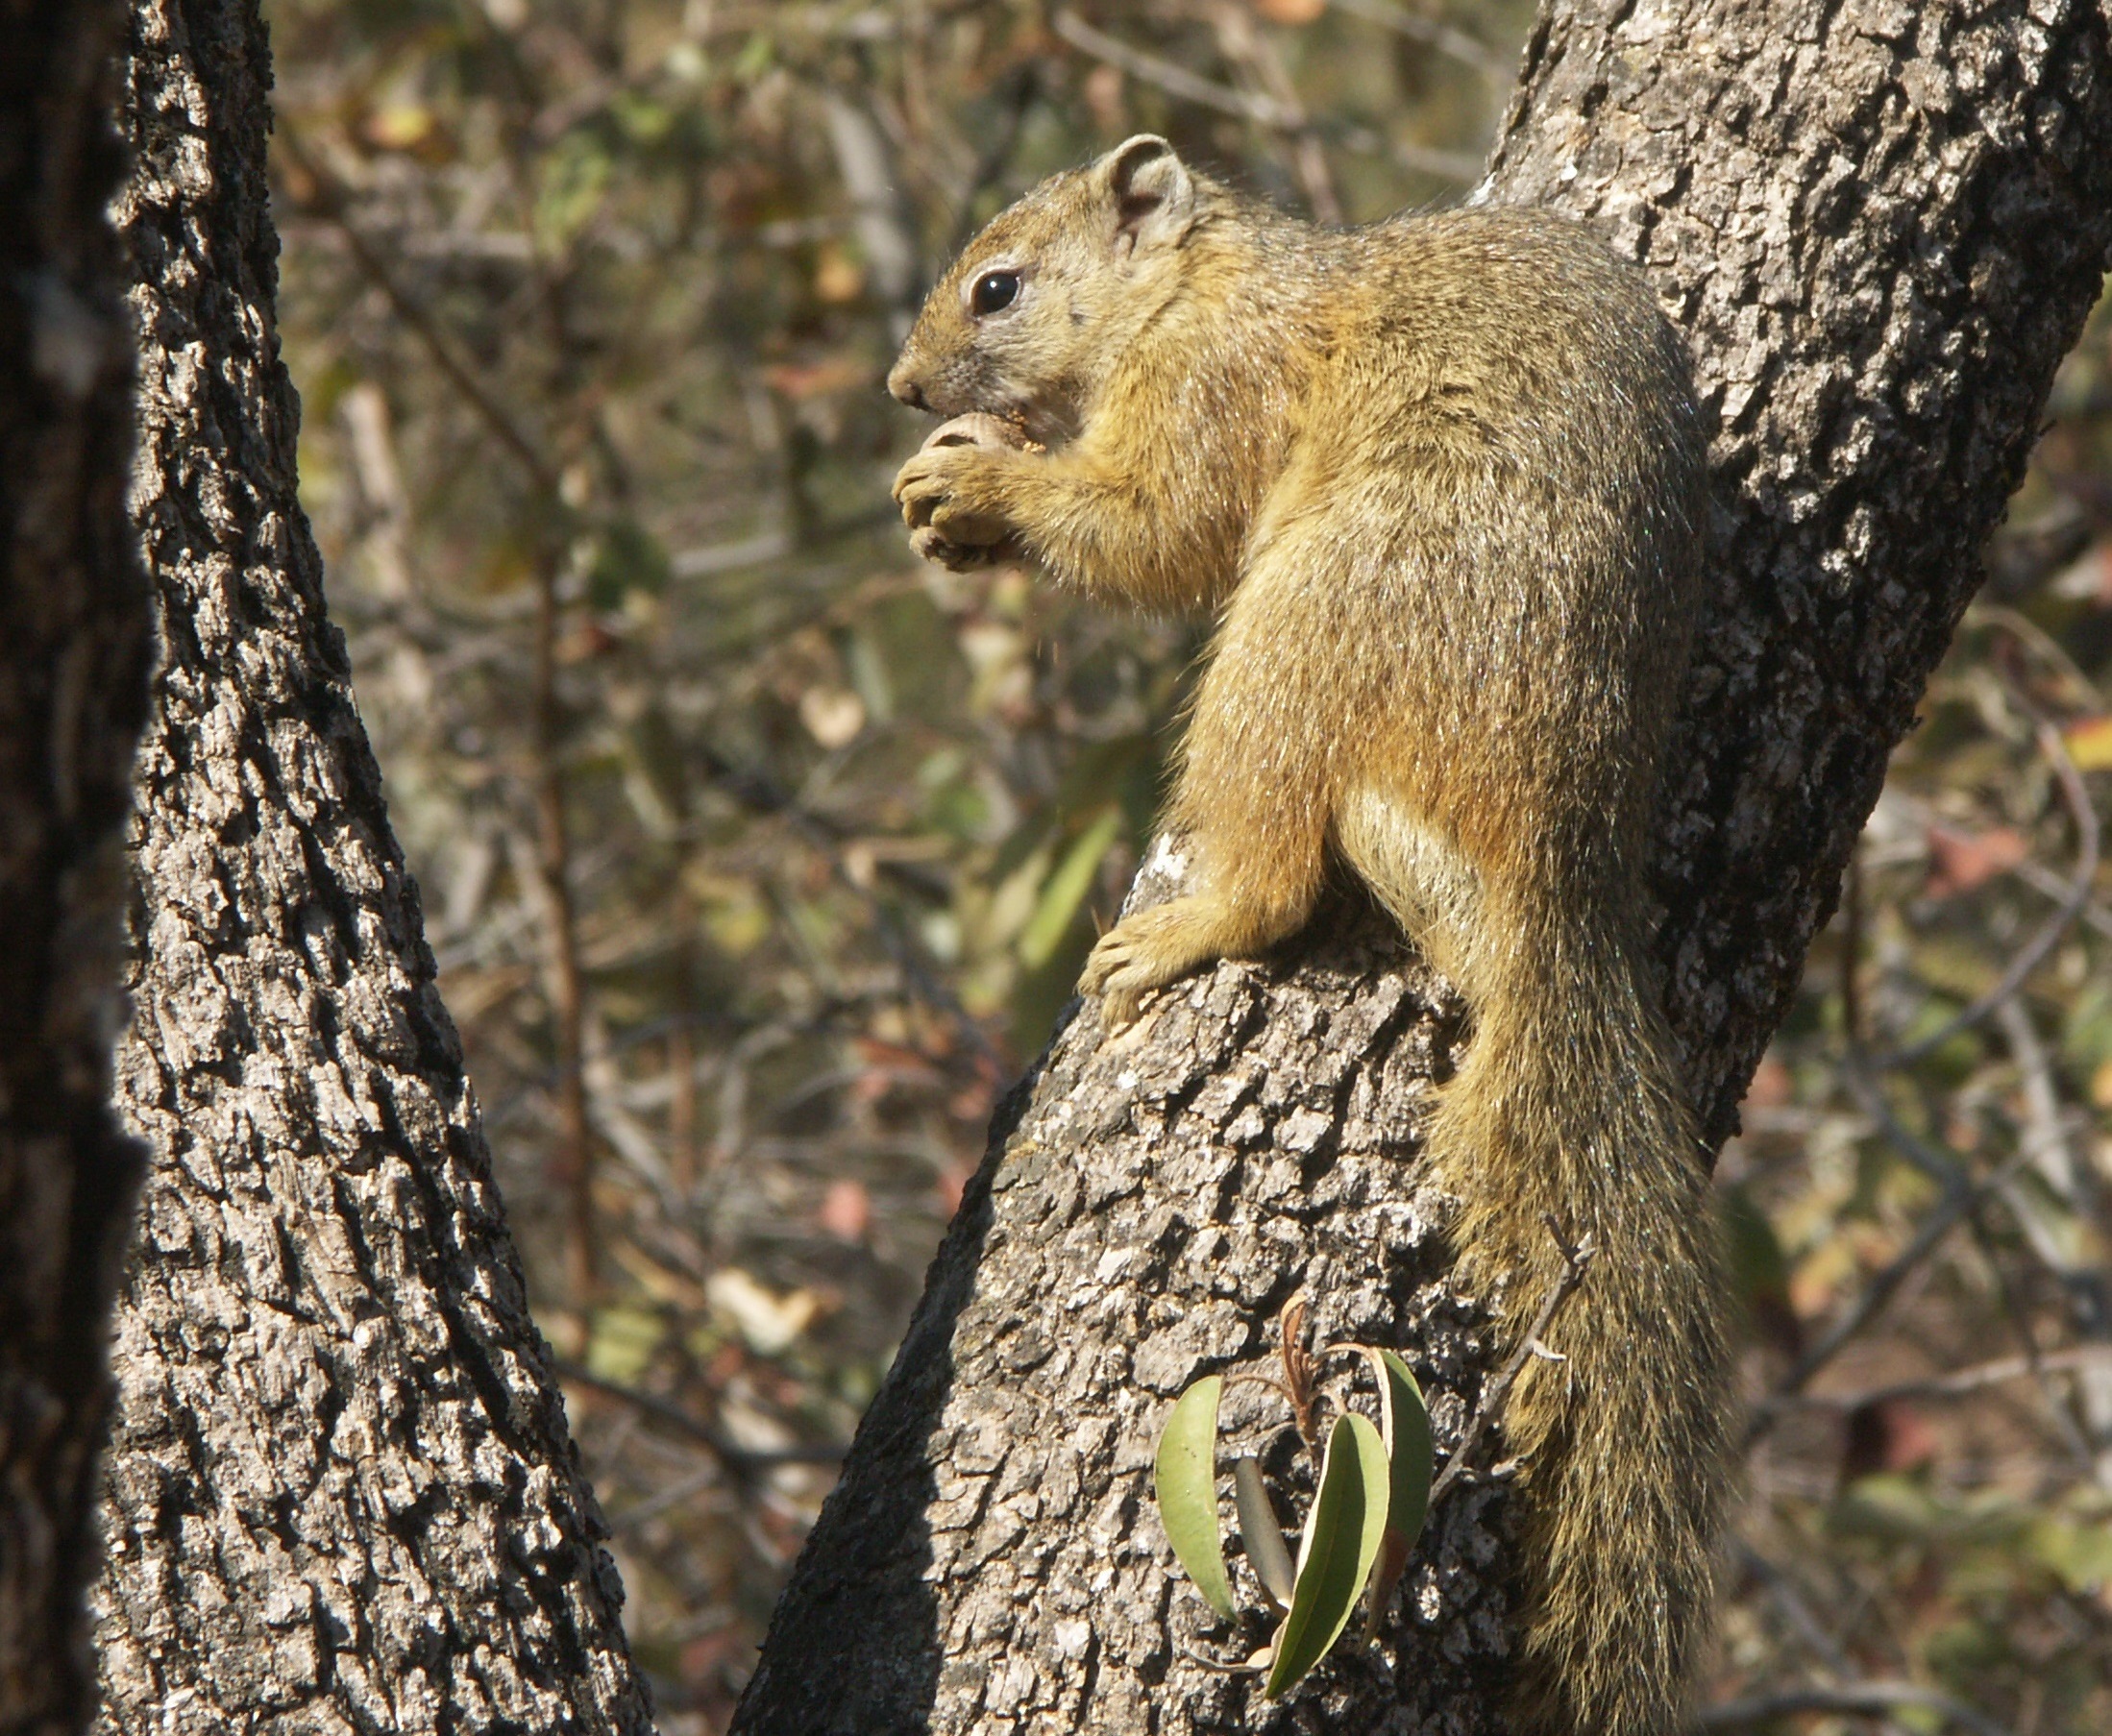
[970, 270, 1020, 316]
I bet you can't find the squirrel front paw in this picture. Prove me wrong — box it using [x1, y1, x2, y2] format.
[893, 414, 1032, 568]
[907, 523, 1007, 572]
[1080, 897, 1230, 1027]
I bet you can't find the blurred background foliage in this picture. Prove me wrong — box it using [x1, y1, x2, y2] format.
[258, 1, 2112, 1728]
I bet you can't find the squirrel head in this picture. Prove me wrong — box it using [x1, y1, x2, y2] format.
[887, 135, 1211, 446]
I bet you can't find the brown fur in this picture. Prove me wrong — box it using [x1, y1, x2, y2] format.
[889, 136, 1731, 1736]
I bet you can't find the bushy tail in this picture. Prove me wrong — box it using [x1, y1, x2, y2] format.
[1428, 938, 1731, 1736]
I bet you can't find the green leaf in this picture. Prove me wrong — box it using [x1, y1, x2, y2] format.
[1373, 1350, 1434, 1542]
[587, 517, 671, 611]
[1155, 1376, 1234, 1620]
[732, 31, 774, 81]
[1018, 805, 1121, 967]
[1232, 1456, 1296, 1611]
[2026, 1514, 2112, 1594]
[1363, 1349, 1434, 1635]
[584, 1305, 665, 1385]
[1719, 1183, 1792, 1302]
[534, 132, 614, 250]
[612, 90, 675, 145]
[1265, 1412, 1389, 1699]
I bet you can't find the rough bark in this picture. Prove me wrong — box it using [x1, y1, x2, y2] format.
[89, 4, 655, 1731]
[0, 5, 151, 1732]
[732, 5, 2112, 1734]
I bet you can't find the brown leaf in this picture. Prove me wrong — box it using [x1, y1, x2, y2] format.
[1742, 1052, 1793, 1109]
[1924, 822, 2029, 898]
[1840, 1399, 1937, 1486]
[817, 1179, 872, 1244]
[761, 357, 872, 401]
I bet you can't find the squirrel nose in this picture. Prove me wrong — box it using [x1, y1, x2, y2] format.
[887, 364, 929, 412]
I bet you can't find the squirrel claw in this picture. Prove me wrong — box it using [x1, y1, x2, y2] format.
[1098, 984, 1148, 1029]
[893, 440, 1019, 565]
[1082, 904, 1219, 1024]
[909, 526, 1007, 571]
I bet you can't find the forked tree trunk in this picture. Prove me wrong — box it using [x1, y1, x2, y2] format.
[732, 4, 2112, 1732]
[90, 4, 655, 1730]
[0, 5, 151, 1732]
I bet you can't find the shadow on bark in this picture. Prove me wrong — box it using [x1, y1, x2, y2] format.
[0, 4, 150, 1730]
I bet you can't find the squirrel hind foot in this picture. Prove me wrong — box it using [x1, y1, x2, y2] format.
[1082, 891, 1302, 1023]
[1079, 895, 1236, 1020]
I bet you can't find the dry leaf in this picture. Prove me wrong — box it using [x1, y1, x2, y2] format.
[2063, 714, 2112, 771]
[818, 1179, 872, 1243]
[1924, 822, 2029, 897]
[799, 685, 866, 748]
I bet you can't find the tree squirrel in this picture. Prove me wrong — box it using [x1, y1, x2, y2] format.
[887, 135, 1731, 1736]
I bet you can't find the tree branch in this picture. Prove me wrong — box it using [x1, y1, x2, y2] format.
[735, 4, 2112, 1732]
[94, 3, 653, 1728]
[1425, 1224, 1594, 1508]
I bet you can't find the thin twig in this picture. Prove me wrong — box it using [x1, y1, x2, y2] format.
[822, 91, 921, 338]
[275, 125, 561, 496]
[1326, 0, 1513, 84]
[530, 543, 598, 1298]
[1054, 9, 1301, 128]
[1745, 1089, 2032, 1449]
[1841, 846, 1864, 1047]
[944, 63, 1042, 254]
[552, 1357, 847, 1476]
[2011, 854, 2112, 940]
[1966, 601, 2106, 711]
[1785, 1345, 2112, 1411]
[1209, 2, 1343, 224]
[1703, 1679, 2010, 1736]
[1840, 1050, 1964, 1187]
[1428, 1222, 1595, 1507]
[606, 1460, 719, 1535]
[1993, 996, 2112, 1479]
[669, 528, 794, 578]
[1875, 718, 2100, 1067]
[1050, 9, 1485, 185]
[1735, 1543, 1855, 1676]
[1996, 996, 2093, 1255]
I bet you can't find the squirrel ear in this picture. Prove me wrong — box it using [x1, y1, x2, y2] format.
[1096, 134, 1196, 257]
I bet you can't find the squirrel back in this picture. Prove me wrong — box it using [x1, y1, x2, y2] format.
[890, 138, 1731, 1736]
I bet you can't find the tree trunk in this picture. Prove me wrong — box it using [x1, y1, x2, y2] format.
[89, 5, 655, 1731]
[0, 5, 151, 1732]
[731, 4, 2112, 1733]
